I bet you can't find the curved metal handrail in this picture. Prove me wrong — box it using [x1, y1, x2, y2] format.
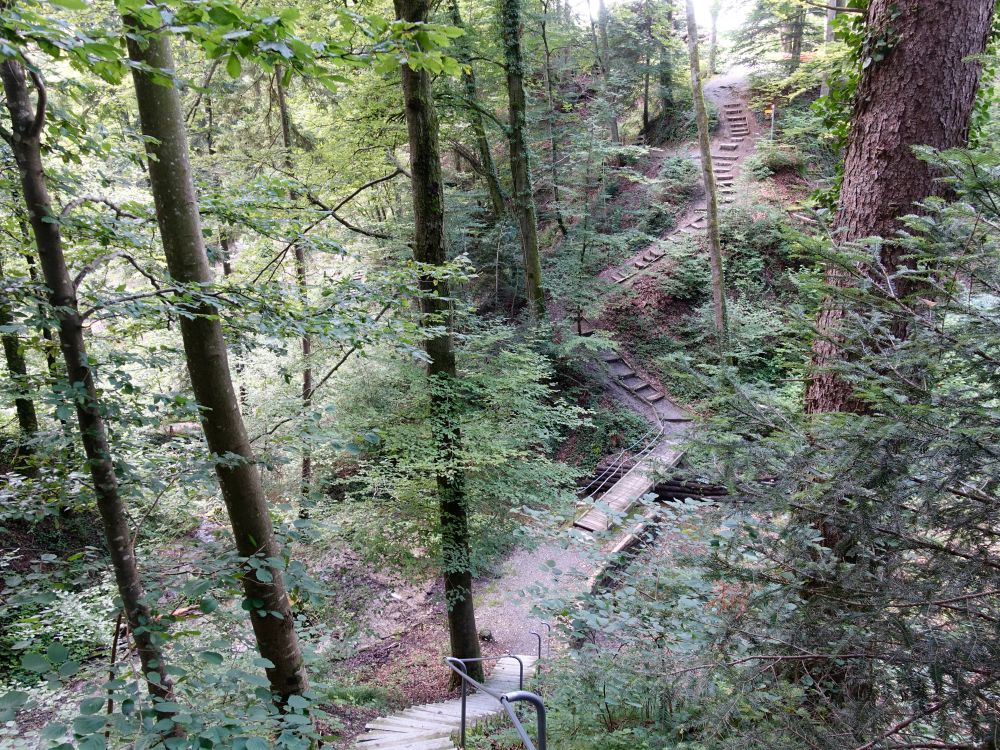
[445, 656, 546, 750]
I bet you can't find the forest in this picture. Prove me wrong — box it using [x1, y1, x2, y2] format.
[1, 0, 999, 747]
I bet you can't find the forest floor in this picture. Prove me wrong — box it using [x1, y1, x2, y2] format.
[335, 66, 761, 746]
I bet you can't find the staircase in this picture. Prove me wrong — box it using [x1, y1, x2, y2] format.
[351, 655, 539, 750]
[608, 98, 757, 286]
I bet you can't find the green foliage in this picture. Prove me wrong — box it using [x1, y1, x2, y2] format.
[742, 139, 805, 179]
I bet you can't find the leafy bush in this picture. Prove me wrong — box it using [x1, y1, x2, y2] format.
[658, 239, 711, 305]
[743, 140, 805, 179]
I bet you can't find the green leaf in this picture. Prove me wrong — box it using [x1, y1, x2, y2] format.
[254, 568, 273, 583]
[50, 0, 88, 9]
[199, 597, 219, 614]
[21, 652, 50, 673]
[47, 642, 70, 664]
[80, 696, 105, 715]
[0, 691, 28, 710]
[72, 714, 107, 735]
[200, 651, 224, 665]
[226, 54, 242, 79]
[245, 738, 269, 750]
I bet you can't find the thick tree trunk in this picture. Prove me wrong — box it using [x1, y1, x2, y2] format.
[1, 59, 174, 704]
[274, 70, 313, 505]
[805, 0, 995, 415]
[124, 23, 307, 702]
[394, 0, 485, 684]
[447, 0, 507, 222]
[685, 1, 727, 341]
[501, 0, 546, 318]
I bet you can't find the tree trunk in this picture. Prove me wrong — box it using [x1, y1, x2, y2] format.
[123, 22, 307, 703]
[805, 0, 995, 415]
[538, 0, 569, 235]
[658, 14, 675, 121]
[708, 0, 720, 76]
[685, 1, 727, 341]
[500, 0, 545, 318]
[447, 0, 508, 222]
[789, 9, 806, 72]
[0, 262, 39, 447]
[819, 0, 843, 97]
[1, 59, 174, 705]
[394, 0, 485, 684]
[274, 69, 313, 506]
[597, 0, 622, 151]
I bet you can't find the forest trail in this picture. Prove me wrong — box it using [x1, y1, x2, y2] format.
[603, 64, 759, 286]
[352, 67, 761, 747]
[475, 65, 761, 655]
[351, 655, 539, 750]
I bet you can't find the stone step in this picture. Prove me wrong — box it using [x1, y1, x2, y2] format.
[719, 142, 739, 151]
[645, 391, 665, 403]
[634, 260, 650, 269]
[600, 350, 622, 362]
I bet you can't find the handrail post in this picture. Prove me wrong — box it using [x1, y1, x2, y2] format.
[530, 631, 542, 661]
[508, 653, 525, 690]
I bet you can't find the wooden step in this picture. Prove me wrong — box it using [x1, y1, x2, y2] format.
[356, 735, 456, 749]
[645, 391, 665, 402]
[634, 260, 650, 269]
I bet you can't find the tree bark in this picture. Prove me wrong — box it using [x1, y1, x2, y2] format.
[708, 0, 721, 75]
[274, 69, 312, 505]
[1, 58, 174, 705]
[500, 0, 546, 318]
[805, 0, 995, 415]
[123, 22, 307, 702]
[538, 0, 569, 235]
[394, 0, 485, 684]
[819, 0, 843, 97]
[597, 0, 622, 152]
[447, 0, 508, 222]
[789, 9, 806, 72]
[685, 1, 727, 341]
[0, 262, 39, 446]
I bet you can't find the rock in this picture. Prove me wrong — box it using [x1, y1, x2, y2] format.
[478, 628, 494, 642]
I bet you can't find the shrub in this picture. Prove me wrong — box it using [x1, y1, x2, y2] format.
[743, 140, 805, 179]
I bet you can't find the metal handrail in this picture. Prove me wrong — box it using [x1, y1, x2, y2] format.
[445, 656, 546, 750]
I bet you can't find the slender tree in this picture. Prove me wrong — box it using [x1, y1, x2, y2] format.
[538, 0, 568, 234]
[500, 0, 546, 317]
[274, 69, 313, 505]
[685, 0, 727, 340]
[708, 0, 721, 75]
[596, 0, 622, 151]
[394, 0, 485, 682]
[819, 0, 843, 97]
[806, 0, 995, 414]
[0, 259, 39, 449]
[447, 0, 507, 221]
[123, 21, 308, 702]
[0, 58, 174, 704]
